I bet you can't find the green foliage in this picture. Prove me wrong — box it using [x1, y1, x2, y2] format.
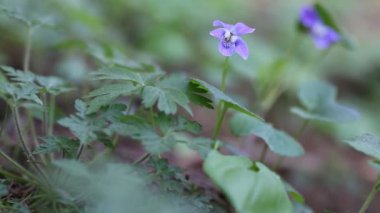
[33, 136, 79, 158]
[90, 63, 192, 115]
[291, 81, 360, 123]
[231, 113, 304, 157]
[120, 113, 205, 155]
[0, 65, 71, 106]
[58, 100, 126, 145]
[343, 133, 380, 160]
[203, 151, 293, 213]
[188, 79, 261, 119]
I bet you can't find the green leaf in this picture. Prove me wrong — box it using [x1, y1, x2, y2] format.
[231, 113, 304, 157]
[86, 83, 137, 113]
[291, 81, 359, 123]
[33, 136, 79, 158]
[343, 133, 380, 160]
[121, 114, 202, 155]
[142, 85, 192, 115]
[188, 79, 261, 120]
[204, 151, 293, 213]
[58, 100, 97, 144]
[0, 65, 35, 82]
[92, 66, 147, 85]
[284, 182, 304, 204]
[35, 75, 73, 95]
[183, 137, 213, 159]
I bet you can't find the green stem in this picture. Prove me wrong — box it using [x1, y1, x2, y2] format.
[133, 153, 150, 165]
[48, 95, 55, 136]
[0, 149, 39, 182]
[76, 144, 84, 160]
[42, 93, 48, 136]
[13, 107, 49, 182]
[27, 111, 47, 164]
[0, 105, 8, 137]
[221, 57, 230, 92]
[212, 104, 228, 150]
[211, 57, 231, 150]
[359, 175, 380, 213]
[23, 27, 33, 72]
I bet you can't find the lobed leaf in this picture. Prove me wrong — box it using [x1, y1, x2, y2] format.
[230, 113, 304, 157]
[33, 136, 79, 158]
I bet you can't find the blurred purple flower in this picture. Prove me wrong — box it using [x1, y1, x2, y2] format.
[310, 22, 341, 49]
[299, 5, 341, 49]
[210, 20, 255, 60]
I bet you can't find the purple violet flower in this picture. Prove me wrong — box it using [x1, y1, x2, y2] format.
[299, 5, 341, 49]
[310, 22, 341, 49]
[210, 20, 255, 60]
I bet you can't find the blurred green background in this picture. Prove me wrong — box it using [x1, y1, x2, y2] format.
[0, 0, 380, 212]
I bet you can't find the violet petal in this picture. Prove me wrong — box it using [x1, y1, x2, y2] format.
[210, 28, 225, 39]
[213, 20, 233, 30]
[234, 22, 255, 36]
[235, 38, 249, 60]
[218, 40, 235, 56]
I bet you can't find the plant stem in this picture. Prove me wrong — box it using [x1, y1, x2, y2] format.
[133, 153, 150, 165]
[76, 144, 84, 160]
[221, 57, 230, 92]
[48, 95, 55, 136]
[0, 105, 9, 137]
[23, 27, 33, 72]
[359, 175, 380, 213]
[212, 104, 228, 150]
[42, 93, 49, 136]
[12, 107, 49, 182]
[211, 57, 230, 149]
[0, 149, 38, 182]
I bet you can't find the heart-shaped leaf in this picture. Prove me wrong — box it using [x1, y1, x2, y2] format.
[343, 133, 380, 160]
[204, 150, 293, 213]
[291, 81, 359, 123]
[231, 113, 304, 157]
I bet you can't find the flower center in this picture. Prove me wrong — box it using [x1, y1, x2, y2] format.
[312, 22, 329, 36]
[223, 30, 238, 48]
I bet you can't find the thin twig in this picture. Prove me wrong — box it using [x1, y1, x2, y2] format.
[133, 153, 150, 165]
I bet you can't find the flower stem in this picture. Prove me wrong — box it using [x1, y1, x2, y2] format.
[211, 57, 230, 149]
[359, 175, 380, 213]
[212, 104, 228, 150]
[221, 57, 230, 92]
